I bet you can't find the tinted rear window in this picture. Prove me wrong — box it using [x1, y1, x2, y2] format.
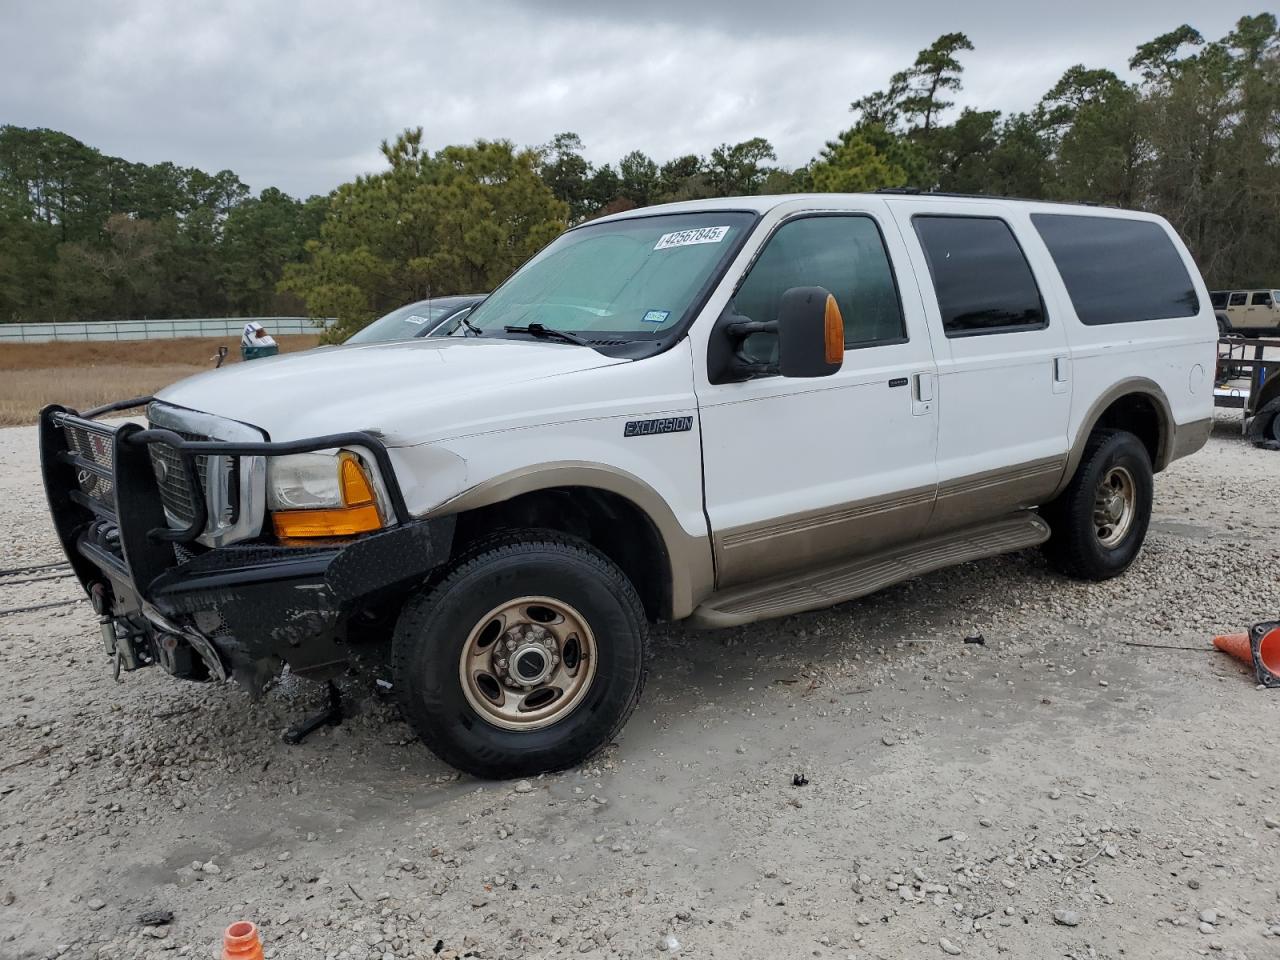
[913, 216, 1046, 336]
[1210, 292, 1228, 308]
[1031, 214, 1198, 325]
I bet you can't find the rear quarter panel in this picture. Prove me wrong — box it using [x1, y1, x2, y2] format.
[1017, 208, 1217, 467]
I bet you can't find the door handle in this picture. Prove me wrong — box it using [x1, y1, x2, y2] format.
[1052, 356, 1070, 396]
[911, 372, 934, 416]
[914, 372, 934, 402]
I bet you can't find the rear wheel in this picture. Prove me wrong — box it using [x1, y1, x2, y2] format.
[1042, 429, 1153, 581]
[392, 532, 648, 779]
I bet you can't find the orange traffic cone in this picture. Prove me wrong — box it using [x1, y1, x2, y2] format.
[1213, 623, 1280, 687]
[1213, 631, 1252, 665]
[223, 921, 264, 960]
[1257, 626, 1280, 683]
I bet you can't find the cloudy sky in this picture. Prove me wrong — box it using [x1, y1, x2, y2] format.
[1, 1, 1257, 197]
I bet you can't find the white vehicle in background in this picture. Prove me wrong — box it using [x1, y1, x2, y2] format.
[344, 294, 488, 343]
[41, 191, 1216, 778]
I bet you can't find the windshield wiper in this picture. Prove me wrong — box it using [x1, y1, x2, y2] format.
[503, 323, 589, 346]
[460, 316, 483, 336]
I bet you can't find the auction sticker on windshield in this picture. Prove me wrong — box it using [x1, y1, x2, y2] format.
[654, 226, 730, 250]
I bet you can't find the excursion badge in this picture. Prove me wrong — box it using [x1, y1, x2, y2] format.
[623, 416, 694, 438]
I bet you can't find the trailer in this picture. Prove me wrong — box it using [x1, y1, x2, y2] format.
[1216, 335, 1280, 441]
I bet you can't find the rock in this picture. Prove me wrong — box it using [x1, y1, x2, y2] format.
[882, 734, 896, 746]
[1053, 909, 1080, 927]
[1198, 922, 1214, 934]
[87, 899, 105, 911]
[658, 933, 681, 953]
[939, 936, 962, 955]
[1049, 789, 1062, 800]
[1264, 816, 1279, 829]
[200, 861, 220, 875]
[514, 780, 533, 794]
[1198, 909, 1217, 925]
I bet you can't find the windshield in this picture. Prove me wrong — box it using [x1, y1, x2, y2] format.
[345, 298, 474, 344]
[468, 211, 756, 342]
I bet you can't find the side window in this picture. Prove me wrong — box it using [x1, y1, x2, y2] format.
[1209, 292, 1228, 309]
[1251, 291, 1273, 306]
[732, 215, 905, 362]
[1031, 214, 1199, 325]
[1230, 292, 1248, 306]
[913, 216, 1045, 336]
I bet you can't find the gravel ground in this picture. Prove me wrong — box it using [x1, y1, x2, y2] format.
[1, 417, 1278, 960]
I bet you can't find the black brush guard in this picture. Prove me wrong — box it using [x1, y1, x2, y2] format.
[38, 399, 453, 686]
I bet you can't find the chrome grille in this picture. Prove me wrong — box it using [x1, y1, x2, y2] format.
[147, 432, 237, 529]
[63, 422, 115, 507]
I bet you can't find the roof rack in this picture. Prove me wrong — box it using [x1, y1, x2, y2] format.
[874, 187, 1102, 207]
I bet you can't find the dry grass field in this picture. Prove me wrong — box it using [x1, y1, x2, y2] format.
[0, 335, 321, 425]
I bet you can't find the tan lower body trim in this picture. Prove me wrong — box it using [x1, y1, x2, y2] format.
[694, 513, 1050, 628]
[929, 456, 1066, 534]
[1170, 418, 1213, 461]
[713, 484, 936, 589]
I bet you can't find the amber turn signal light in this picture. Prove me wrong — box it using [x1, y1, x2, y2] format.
[824, 294, 844, 366]
[272, 453, 383, 539]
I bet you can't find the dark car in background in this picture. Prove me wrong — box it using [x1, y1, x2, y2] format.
[344, 295, 487, 344]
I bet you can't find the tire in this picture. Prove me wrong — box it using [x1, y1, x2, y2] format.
[1246, 397, 1280, 443]
[1042, 429, 1153, 581]
[1266, 406, 1280, 443]
[391, 531, 648, 779]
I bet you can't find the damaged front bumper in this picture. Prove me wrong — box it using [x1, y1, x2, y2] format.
[39, 401, 453, 688]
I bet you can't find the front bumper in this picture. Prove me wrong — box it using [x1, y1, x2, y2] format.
[39, 401, 453, 685]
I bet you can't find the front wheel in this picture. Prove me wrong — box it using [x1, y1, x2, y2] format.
[1042, 429, 1153, 581]
[391, 532, 648, 779]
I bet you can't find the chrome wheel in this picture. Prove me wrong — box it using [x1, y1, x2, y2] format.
[458, 596, 597, 731]
[1092, 466, 1136, 548]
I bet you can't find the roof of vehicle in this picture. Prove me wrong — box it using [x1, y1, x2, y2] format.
[590, 191, 1155, 227]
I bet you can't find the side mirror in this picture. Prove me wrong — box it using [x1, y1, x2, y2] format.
[707, 286, 844, 384]
[776, 286, 844, 378]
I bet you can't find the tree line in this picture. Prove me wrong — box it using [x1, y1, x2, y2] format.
[1, 14, 1276, 339]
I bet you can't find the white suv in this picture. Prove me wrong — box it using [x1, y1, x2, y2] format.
[41, 192, 1216, 778]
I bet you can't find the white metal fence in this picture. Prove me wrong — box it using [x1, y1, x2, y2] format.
[0, 317, 333, 343]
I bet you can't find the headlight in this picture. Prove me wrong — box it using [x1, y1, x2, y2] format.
[268, 451, 383, 538]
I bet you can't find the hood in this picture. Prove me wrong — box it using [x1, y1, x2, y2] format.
[153, 337, 627, 443]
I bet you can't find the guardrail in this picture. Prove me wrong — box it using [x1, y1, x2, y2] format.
[0, 317, 334, 343]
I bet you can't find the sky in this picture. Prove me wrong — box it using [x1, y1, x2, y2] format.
[0, 1, 1258, 197]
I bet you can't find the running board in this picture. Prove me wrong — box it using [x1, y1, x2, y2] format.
[691, 513, 1050, 628]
